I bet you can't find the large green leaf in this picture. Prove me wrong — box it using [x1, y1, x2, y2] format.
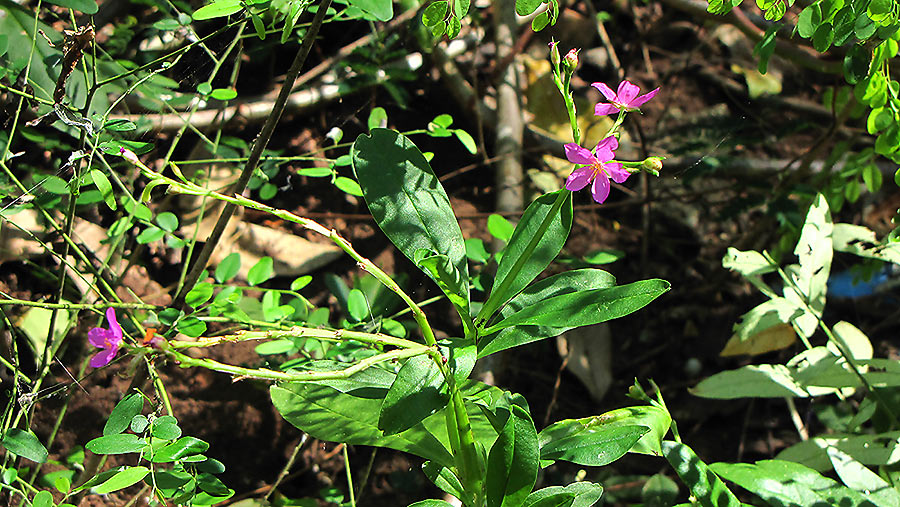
[193, 0, 243, 20]
[523, 482, 603, 507]
[478, 269, 616, 357]
[485, 401, 539, 507]
[690, 364, 809, 399]
[351, 129, 470, 326]
[662, 440, 741, 507]
[478, 190, 573, 324]
[271, 382, 455, 467]
[827, 446, 900, 505]
[776, 432, 900, 472]
[540, 406, 670, 458]
[1, 429, 48, 463]
[348, 0, 393, 21]
[44, 0, 98, 13]
[540, 425, 648, 466]
[483, 279, 670, 334]
[379, 355, 449, 436]
[86, 434, 150, 455]
[417, 251, 475, 337]
[711, 459, 876, 506]
[515, 0, 543, 16]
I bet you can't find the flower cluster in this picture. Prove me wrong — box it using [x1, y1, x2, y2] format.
[563, 78, 660, 204]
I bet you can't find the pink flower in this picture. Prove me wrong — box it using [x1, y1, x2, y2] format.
[564, 136, 630, 204]
[88, 308, 123, 367]
[592, 80, 659, 116]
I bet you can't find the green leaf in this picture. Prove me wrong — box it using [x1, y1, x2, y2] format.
[215, 252, 241, 282]
[827, 446, 900, 505]
[479, 190, 573, 323]
[446, 16, 461, 38]
[662, 440, 741, 507]
[691, 364, 808, 399]
[368, 107, 387, 131]
[90, 169, 116, 211]
[155, 212, 178, 232]
[104, 393, 143, 436]
[352, 129, 469, 319]
[416, 251, 475, 336]
[487, 214, 515, 242]
[348, 0, 393, 21]
[334, 176, 363, 196]
[379, 355, 449, 435]
[454, 0, 470, 18]
[103, 119, 137, 132]
[423, 461, 466, 501]
[541, 424, 647, 466]
[31, 490, 53, 507]
[247, 256, 274, 286]
[151, 415, 182, 440]
[0, 35, 7, 58]
[454, 129, 477, 154]
[1, 429, 48, 463]
[185, 282, 214, 307]
[711, 459, 875, 505]
[347, 289, 369, 321]
[642, 473, 679, 507]
[515, 0, 542, 16]
[844, 44, 872, 86]
[539, 405, 671, 458]
[485, 401, 539, 507]
[149, 437, 209, 463]
[483, 279, 670, 334]
[478, 269, 617, 357]
[176, 316, 207, 338]
[465, 238, 490, 263]
[44, 0, 98, 14]
[423, 1, 448, 26]
[210, 88, 237, 101]
[813, 22, 835, 51]
[86, 434, 149, 455]
[94, 466, 150, 494]
[532, 11, 551, 31]
[409, 501, 456, 507]
[271, 382, 455, 467]
[524, 482, 604, 507]
[193, 0, 243, 20]
[250, 10, 266, 39]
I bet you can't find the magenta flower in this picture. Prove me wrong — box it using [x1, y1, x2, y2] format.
[592, 80, 659, 116]
[564, 136, 630, 204]
[88, 308, 123, 368]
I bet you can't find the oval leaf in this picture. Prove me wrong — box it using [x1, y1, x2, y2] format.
[104, 392, 143, 436]
[94, 466, 149, 494]
[2, 429, 48, 463]
[379, 355, 449, 436]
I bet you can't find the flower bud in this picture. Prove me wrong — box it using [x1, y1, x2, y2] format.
[641, 156, 663, 176]
[549, 40, 560, 69]
[563, 48, 580, 74]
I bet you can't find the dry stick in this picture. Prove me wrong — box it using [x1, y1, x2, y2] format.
[172, 0, 334, 311]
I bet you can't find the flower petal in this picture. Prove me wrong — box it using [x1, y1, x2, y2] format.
[90, 348, 117, 368]
[606, 162, 630, 183]
[105, 308, 123, 342]
[564, 143, 596, 165]
[590, 173, 611, 204]
[631, 87, 660, 109]
[591, 82, 617, 102]
[593, 103, 619, 116]
[566, 167, 594, 191]
[595, 136, 619, 154]
[88, 327, 113, 348]
[617, 80, 640, 105]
